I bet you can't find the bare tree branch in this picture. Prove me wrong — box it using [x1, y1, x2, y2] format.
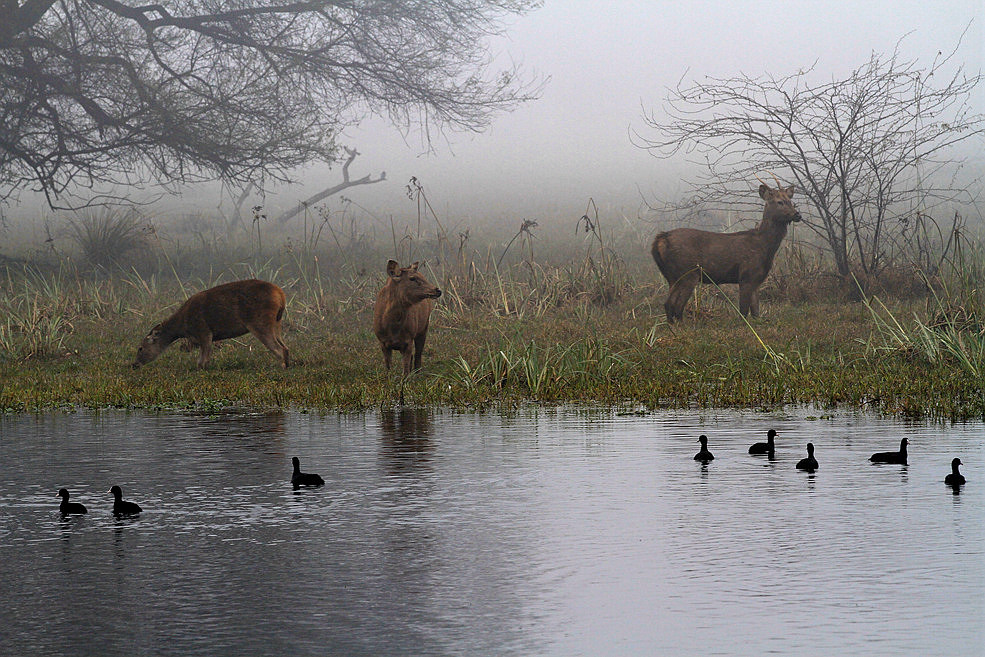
[635, 36, 984, 277]
[271, 147, 385, 224]
[0, 0, 544, 209]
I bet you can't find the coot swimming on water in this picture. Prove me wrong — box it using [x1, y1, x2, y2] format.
[109, 485, 142, 515]
[694, 435, 714, 463]
[749, 429, 777, 455]
[292, 457, 325, 488]
[796, 443, 818, 473]
[57, 488, 87, 515]
[870, 438, 908, 464]
[945, 458, 966, 486]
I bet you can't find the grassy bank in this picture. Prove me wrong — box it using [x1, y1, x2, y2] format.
[1, 268, 982, 420]
[0, 210, 982, 420]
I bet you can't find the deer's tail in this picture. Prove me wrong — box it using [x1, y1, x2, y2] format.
[650, 233, 669, 275]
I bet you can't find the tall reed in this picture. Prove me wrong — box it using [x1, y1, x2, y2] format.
[859, 274, 983, 379]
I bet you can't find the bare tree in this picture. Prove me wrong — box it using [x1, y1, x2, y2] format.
[635, 38, 984, 278]
[217, 181, 262, 232]
[0, 0, 542, 208]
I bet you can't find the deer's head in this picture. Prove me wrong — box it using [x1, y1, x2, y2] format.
[386, 260, 442, 304]
[759, 184, 802, 224]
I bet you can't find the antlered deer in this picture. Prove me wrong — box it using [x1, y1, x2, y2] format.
[132, 279, 289, 369]
[373, 260, 442, 374]
[651, 183, 801, 322]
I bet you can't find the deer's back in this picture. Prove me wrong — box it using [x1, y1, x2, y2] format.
[652, 227, 778, 285]
[176, 280, 285, 338]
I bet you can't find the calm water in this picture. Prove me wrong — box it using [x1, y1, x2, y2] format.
[0, 407, 982, 656]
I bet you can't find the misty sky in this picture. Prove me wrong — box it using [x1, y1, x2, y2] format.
[9, 1, 975, 228]
[287, 0, 982, 229]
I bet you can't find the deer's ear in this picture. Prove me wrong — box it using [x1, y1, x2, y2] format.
[386, 260, 400, 277]
[758, 183, 771, 200]
[410, 261, 420, 272]
[146, 325, 162, 343]
[785, 185, 796, 198]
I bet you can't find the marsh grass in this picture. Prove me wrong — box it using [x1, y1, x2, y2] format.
[0, 210, 982, 419]
[856, 231, 984, 382]
[445, 333, 632, 396]
[861, 281, 984, 379]
[0, 295, 73, 359]
[66, 207, 150, 270]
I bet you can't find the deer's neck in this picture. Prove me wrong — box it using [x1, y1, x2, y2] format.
[158, 316, 185, 344]
[380, 288, 419, 329]
[755, 214, 789, 252]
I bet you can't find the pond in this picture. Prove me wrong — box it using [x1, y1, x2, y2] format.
[0, 407, 982, 656]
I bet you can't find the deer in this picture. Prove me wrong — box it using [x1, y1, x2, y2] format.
[373, 260, 442, 375]
[132, 279, 289, 369]
[650, 182, 801, 323]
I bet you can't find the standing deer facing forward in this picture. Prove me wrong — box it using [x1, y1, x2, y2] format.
[373, 260, 442, 374]
[651, 183, 801, 322]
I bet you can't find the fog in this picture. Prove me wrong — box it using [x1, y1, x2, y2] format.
[293, 0, 984, 229]
[4, 1, 984, 231]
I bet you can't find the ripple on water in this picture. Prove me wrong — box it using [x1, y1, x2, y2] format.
[0, 408, 982, 657]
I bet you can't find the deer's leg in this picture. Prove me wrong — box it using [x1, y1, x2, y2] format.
[401, 345, 415, 375]
[413, 332, 428, 371]
[381, 344, 392, 370]
[663, 293, 677, 323]
[196, 333, 214, 368]
[278, 338, 290, 368]
[749, 288, 761, 317]
[739, 283, 759, 317]
[665, 286, 682, 322]
[272, 322, 290, 368]
[666, 275, 698, 322]
[250, 326, 290, 368]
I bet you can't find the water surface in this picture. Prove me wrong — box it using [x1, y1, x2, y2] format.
[1, 408, 982, 656]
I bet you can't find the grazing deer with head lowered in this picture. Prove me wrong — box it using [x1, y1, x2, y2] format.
[373, 260, 442, 374]
[651, 183, 801, 322]
[132, 279, 289, 369]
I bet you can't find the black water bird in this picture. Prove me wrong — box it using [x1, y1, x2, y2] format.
[292, 457, 325, 488]
[945, 458, 966, 486]
[870, 438, 908, 464]
[57, 488, 87, 515]
[109, 486, 142, 516]
[749, 429, 777, 455]
[694, 435, 714, 463]
[796, 443, 818, 473]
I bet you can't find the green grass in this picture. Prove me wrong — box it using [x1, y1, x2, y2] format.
[0, 277, 980, 420]
[0, 222, 982, 420]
